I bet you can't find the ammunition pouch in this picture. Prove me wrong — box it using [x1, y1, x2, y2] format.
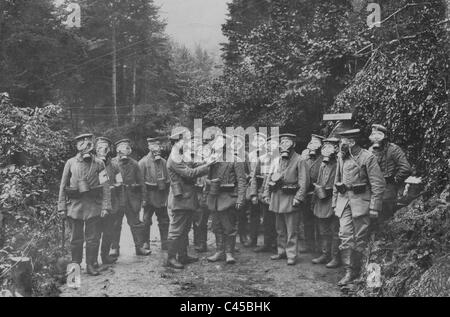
[352, 183, 367, 194]
[65, 187, 80, 199]
[146, 182, 158, 191]
[314, 185, 333, 200]
[156, 178, 167, 191]
[207, 179, 221, 196]
[281, 184, 299, 195]
[220, 184, 235, 192]
[335, 182, 347, 195]
[171, 182, 184, 198]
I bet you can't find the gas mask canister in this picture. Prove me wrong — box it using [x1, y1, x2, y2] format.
[117, 142, 132, 161]
[280, 137, 294, 158]
[369, 130, 385, 150]
[77, 137, 95, 161]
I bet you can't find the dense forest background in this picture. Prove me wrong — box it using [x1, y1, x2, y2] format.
[0, 0, 448, 296]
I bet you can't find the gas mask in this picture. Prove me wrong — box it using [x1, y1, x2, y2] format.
[279, 137, 294, 158]
[369, 130, 386, 150]
[251, 135, 267, 153]
[307, 138, 322, 158]
[148, 142, 162, 160]
[96, 141, 111, 162]
[77, 138, 95, 161]
[340, 138, 356, 157]
[117, 143, 132, 161]
[321, 143, 338, 163]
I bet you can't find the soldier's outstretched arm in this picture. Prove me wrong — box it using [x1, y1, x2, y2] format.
[134, 161, 147, 204]
[170, 160, 210, 179]
[99, 160, 112, 211]
[57, 160, 71, 213]
[367, 155, 386, 212]
[332, 158, 342, 210]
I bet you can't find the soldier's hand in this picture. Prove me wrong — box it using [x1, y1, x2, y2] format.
[264, 197, 270, 205]
[101, 209, 109, 218]
[251, 196, 258, 205]
[293, 198, 302, 207]
[370, 209, 379, 219]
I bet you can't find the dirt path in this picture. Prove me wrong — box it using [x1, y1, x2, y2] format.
[60, 218, 342, 297]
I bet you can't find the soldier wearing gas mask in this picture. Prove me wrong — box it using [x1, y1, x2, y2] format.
[138, 136, 170, 252]
[109, 139, 151, 257]
[206, 134, 247, 265]
[57, 134, 112, 276]
[263, 134, 309, 266]
[332, 129, 385, 286]
[92, 137, 118, 268]
[311, 138, 341, 268]
[166, 132, 215, 269]
[299, 134, 325, 254]
[369, 124, 411, 223]
[248, 133, 277, 253]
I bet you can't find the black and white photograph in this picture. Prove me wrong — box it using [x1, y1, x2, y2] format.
[0, 0, 448, 301]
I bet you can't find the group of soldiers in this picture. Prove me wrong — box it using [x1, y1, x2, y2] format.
[58, 123, 411, 286]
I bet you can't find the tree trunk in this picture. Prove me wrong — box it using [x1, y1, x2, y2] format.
[132, 57, 137, 123]
[112, 24, 119, 127]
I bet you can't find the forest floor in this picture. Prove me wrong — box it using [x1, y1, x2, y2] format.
[59, 217, 342, 297]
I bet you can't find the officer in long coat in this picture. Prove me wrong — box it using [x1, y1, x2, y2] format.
[206, 134, 247, 264]
[311, 137, 341, 268]
[109, 139, 151, 257]
[264, 134, 309, 266]
[166, 132, 214, 269]
[332, 129, 385, 286]
[58, 134, 111, 276]
[299, 134, 324, 254]
[92, 137, 118, 267]
[249, 133, 277, 253]
[369, 124, 411, 223]
[138, 136, 170, 251]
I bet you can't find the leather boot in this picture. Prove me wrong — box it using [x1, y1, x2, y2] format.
[166, 240, 184, 269]
[143, 242, 150, 250]
[338, 249, 356, 286]
[207, 234, 225, 262]
[159, 223, 169, 251]
[71, 244, 83, 265]
[326, 239, 341, 269]
[132, 226, 151, 256]
[352, 250, 363, 279]
[178, 254, 199, 265]
[86, 247, 100, 276]
[312, 237, 331, 265]
[195, 242, 208, 253]
[225, 236, 236, 264]
[239, 234, 249, 247]
[101, 254, 118, 265]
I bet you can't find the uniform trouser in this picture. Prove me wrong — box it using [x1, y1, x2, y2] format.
[299, 196, 318, 250]
[168, 209, 194, 258]
[193, 206, 210, 246]
[111, 205, 145, 250]
[380, 184, 398, 223]
[97, 214, 115, 258]
[143, 205, 170, 245]
[248, 203, 261, 243]
[338, 206, 370, 253]
[211, 208, 238, 253]
[69, 217, 101, 265]
[261, 203, 277, 247]
[317, 215, 340, 254]
[237, 206, 249, 238]
[275, 211, 300, 260]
